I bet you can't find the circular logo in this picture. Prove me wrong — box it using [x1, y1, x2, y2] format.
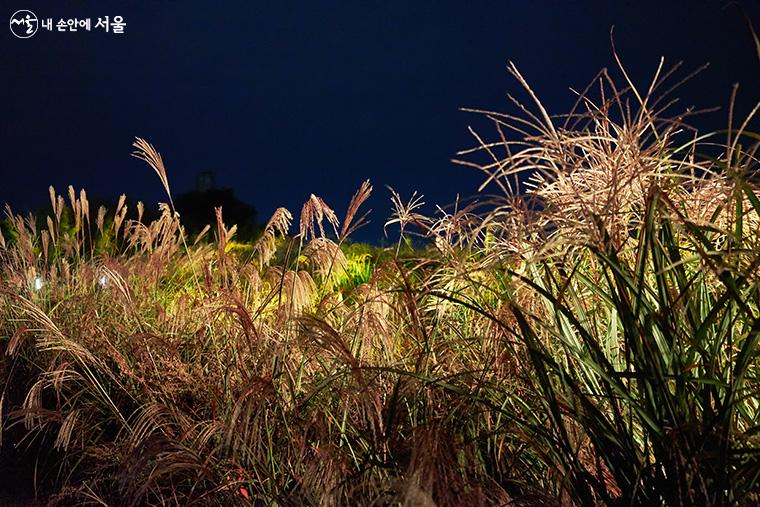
[10, 9, 38, 38]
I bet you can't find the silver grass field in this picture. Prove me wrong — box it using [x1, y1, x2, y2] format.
[1, 60, 760, 506]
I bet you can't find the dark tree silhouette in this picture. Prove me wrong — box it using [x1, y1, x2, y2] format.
[174, 188, 259, 240]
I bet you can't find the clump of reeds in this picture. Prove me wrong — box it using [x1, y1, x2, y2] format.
[0, 53, 759, 507]
[452, 54, 760, 505]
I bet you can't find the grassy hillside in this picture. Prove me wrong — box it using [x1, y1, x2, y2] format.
[1, 63, 760, 506]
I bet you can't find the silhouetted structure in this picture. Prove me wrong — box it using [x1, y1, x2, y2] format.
[196, 171, 214, 193]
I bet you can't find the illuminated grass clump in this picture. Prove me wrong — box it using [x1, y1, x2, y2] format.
[1, 61, 759, 506]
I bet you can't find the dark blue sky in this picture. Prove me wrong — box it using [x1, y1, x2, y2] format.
[3, 1, 759, 240]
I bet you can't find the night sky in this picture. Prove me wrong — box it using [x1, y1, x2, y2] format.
[3, 1, 759, 241]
